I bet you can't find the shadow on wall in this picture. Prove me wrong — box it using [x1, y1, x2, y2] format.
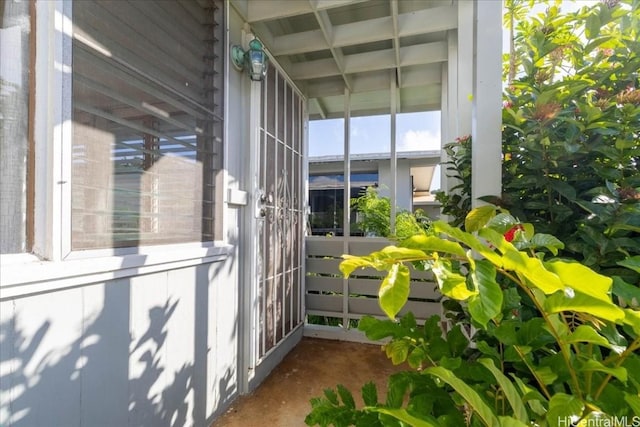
[208, 254, 241, 423]
[0, 287, 194, 427]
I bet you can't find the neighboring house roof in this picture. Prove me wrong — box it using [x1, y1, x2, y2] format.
[309, 150, 440, 164]
[309, 150, 440, 202]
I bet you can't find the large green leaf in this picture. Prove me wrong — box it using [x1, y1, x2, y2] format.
[479, 359, 529, 423]
[434, 221, 503, 266]
[512, 376, 547, 416]
[424, 366, 500, 427]
[623, 309, 640, 336]
[432, 259, 477, 301]
[366, 407, 438, 427]
[578, 359, 627, 383]
[544, 289, 625, 323]
[358, 316, 399, 341]
[340, 255, 375, 277]
[545, 260, 612, 303]
[478, 227, 519, 256]
[468, 260, 503, 327]
[465, 205, 498, 232]
[386, 372, 411, 407]
[486, 213, 519, 234]
[503, 250, 564, 294]
[527, 234, 565, 255]
[546, 393, 584, 426]
[446, 325, 469, 357]
[340, 246, 427, 277]
[379, 263, 410, 319]
[400, 235, 466, 257]
[476, 340, 501, 359]
[533, 366, 558, 385]
[618, 256, 640, 274]
[379, 246, 429, 261]
[384, 339, 410, 365]
[567, 325, 625, 354]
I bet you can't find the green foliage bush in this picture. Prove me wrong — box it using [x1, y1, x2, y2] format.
[306, 3, 640, 425]
[306, 206, 640, 426]
[440, 0, 640, 280]
[434, 135, 472, 228]
[352, 187, 432, 241]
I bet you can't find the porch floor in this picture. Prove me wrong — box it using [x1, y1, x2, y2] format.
[211, 337, 404, 427]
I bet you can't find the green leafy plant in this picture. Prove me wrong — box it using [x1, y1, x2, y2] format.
[501, 0, 640, 277]
[434, 135, 472, 228]
[352, 186, 432, 240]
[438, 1, 640, 280]
[306, 206, 640, 426]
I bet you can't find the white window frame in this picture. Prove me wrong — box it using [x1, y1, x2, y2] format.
[0, 0, 231, 297]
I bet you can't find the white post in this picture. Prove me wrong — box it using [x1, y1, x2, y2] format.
[390, 70, 397, 235]
[440, 61, 450, 215]
[342, 89, 351, 329]
[457, 1, 474, 138]
[343, 89, 351, 238]
[441, 1, 474, 214]
[471, 0, 502, 207]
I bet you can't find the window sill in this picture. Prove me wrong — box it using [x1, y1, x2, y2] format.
[0, 243, 233, 299]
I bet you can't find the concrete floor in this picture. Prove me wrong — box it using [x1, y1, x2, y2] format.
[211, 337, 404, 427]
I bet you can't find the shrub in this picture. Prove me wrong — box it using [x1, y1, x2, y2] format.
[306, 206, 640, 426]
[439, 1, 640, 280]
[434, 135, 472, 229]
[352, 186, 431, 241]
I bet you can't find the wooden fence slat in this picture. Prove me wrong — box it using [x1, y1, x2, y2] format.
[348, 238, 389, 255]
[306, 238, 345, 256]
[306, 294, 342, 313]
[306, 276, 343, 293]
[305, 237, 443, 322]
[305, 258, 342, 276]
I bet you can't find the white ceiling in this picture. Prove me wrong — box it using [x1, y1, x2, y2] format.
[231, 0, 457, 119]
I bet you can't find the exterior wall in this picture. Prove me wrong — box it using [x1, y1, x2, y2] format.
[0, 3, 252, 427]
[377, 160, 413, 211]
[0, 262, 236, 427]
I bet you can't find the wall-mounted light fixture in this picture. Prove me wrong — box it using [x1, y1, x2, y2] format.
[231, 38, 268, 82]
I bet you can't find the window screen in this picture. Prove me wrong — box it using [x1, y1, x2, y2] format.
[0, 0, 31, 254]
[71, 0, 223, 249]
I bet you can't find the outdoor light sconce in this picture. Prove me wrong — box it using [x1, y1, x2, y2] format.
[231, 38, 268, 82]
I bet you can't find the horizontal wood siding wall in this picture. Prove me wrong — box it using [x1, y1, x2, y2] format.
[305, 236, 442, 329]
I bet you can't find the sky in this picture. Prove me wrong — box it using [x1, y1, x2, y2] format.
[307, 0, 597, 159]
[308, 111, 441, 157]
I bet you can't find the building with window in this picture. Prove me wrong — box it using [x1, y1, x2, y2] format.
[308, 151, 441, 236]
[0, 1, 501, 425]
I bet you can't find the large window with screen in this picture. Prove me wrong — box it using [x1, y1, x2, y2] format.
[71, 0, 224, 249]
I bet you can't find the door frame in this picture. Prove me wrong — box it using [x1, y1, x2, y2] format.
[239, 51, 308, 394]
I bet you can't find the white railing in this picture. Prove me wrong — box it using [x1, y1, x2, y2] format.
[303, 235, 443, 341]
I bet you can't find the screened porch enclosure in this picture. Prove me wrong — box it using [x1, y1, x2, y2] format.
[232, 0, 502, 344]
